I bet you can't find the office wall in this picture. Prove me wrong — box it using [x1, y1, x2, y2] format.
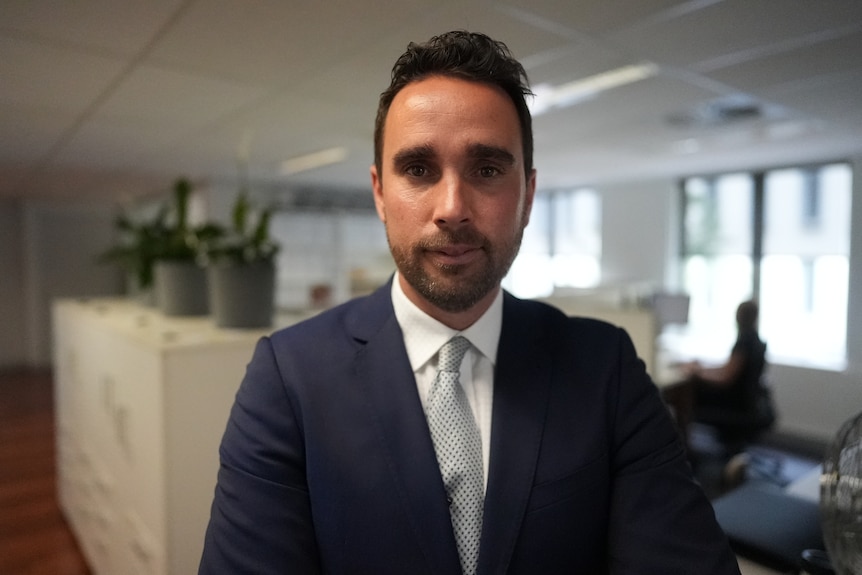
[601, 179, 676, 289]
[0, 200, 27, 367]
[19, 200, 124, 367]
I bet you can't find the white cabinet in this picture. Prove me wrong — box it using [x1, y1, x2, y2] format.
[52, 299, 303, 574]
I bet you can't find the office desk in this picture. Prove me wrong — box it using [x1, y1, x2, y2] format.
[712, 480, 824, 571]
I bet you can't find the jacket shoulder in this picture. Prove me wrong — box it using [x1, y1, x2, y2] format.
[269, 284, 394, 349]
[505, 293, 624, 340]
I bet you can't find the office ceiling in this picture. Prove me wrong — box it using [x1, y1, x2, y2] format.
[2, 0, 862, 203]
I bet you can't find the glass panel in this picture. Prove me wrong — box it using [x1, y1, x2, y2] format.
[760, 163, 851, 367]
[684, 174, 752, 256]
[506, 254, 554, 298]
[271, 211, 391, 308]
[519, 192, 551, 256]
[680, 174, 754, 359]
[681, 254, 753, 360]
[552, 254, 601, 288]
[553, 190, 601, 256]
[506, 193, 552, 298]
[272, 213, 337, 309]
[506, 189, 602, 297]
[552, 189, 602, 289]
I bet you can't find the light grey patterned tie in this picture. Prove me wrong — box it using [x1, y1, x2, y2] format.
[425, 336, 484, 575]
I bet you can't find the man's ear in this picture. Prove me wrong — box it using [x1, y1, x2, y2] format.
[370, 165, 386, 223]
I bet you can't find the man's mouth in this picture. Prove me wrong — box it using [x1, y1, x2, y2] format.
[428, 244, 482, 266]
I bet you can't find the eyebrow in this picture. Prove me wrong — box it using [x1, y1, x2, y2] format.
[391, 143, 516, 168]
[467, 143, 516, 166]
[391, 144, 436, 169]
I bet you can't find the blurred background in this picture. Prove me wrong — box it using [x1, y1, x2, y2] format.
[2, 2, 861, 572]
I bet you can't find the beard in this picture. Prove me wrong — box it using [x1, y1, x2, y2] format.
[387, 220, 526, 313]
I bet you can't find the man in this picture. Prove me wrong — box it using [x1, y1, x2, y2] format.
[199, 31, 740, 574]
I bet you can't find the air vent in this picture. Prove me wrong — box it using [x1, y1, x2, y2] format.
[667, 94, 765, 127]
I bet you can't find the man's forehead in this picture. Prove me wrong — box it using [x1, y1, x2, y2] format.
[391, 75, 512, 108]
[384, 81, 522, 150]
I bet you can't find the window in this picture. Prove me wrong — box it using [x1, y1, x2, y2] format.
[761, 164, 852, 367]
[679, 162, 852, 368]
[800, 170, 821, 229]
[552, 190, 602, 289]
[271, 211, 390, 309]
[681, 174, 755, 352]
[505, 189, 601, 298]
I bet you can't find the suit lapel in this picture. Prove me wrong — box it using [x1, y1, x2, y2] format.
[478, 295, 554, 575]
[348, 284, 463, 574]
[347, 286, 553, 574]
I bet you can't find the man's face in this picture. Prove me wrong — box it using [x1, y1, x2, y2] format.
[371, 76, 536, 320]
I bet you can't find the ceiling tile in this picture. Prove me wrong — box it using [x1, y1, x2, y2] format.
[520, 41, 634, 87]
[1, 0, 861, 200]
[0, 105, 79, 162]
[0, 0, 183, 57]
[0, 35, 124, 111]
[708, 31, 862, 92]
[49, 64, 271, 176]
[496, 0, 686, 36]
[93, 64, 267, 123]
[147, 0, 431, 87]
[763, 70, 862, 125]
[53, 113, 193, 169]
[533, 74, 718, 143]
[607, 0, 862, 69]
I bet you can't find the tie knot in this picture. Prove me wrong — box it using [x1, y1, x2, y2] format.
[438, 336, 470, 373]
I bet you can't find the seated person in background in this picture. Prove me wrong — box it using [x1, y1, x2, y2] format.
[685, 300, 775, 447]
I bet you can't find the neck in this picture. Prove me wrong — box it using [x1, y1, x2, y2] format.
[397, 274, 499, 331]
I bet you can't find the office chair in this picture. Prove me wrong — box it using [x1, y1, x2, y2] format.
[694, 380, 780, 487]
[696, 376, 776, 443]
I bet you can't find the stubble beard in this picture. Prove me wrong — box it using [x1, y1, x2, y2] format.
[387, 222, 526, 313]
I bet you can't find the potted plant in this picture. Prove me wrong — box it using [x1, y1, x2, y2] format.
[99, 204, 170, 306]
[152, 177, 222, 316]
[205, 189, 280, 328]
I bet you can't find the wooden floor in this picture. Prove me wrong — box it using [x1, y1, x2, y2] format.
[0, 368, 90, 575]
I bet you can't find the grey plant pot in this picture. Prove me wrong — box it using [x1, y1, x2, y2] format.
[126, 271, 156, 308]
[207, 261, 275, 329]
[154, 260, 209, 316]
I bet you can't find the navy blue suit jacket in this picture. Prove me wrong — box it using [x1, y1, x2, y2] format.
[199, 282, 740, 574]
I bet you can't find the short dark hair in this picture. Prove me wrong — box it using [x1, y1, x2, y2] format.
[736, 300, 759, 331]
[373, 30, 534, 179]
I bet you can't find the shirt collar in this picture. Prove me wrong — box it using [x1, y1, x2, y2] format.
[391, 272, 502, 371]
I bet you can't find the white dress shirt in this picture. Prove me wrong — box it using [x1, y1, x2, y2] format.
[390, 273, 502, 490]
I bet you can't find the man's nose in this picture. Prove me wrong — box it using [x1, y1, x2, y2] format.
[433, 173, 472, 226]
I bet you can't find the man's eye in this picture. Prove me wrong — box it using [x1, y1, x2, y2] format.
[479, 166, 501, 178]
[406, 165, 427, 177]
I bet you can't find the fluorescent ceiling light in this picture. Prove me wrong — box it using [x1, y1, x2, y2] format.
[672, 138, 701, 155]
[280, 146, 348, 175]
[529, 62, 659, 117]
